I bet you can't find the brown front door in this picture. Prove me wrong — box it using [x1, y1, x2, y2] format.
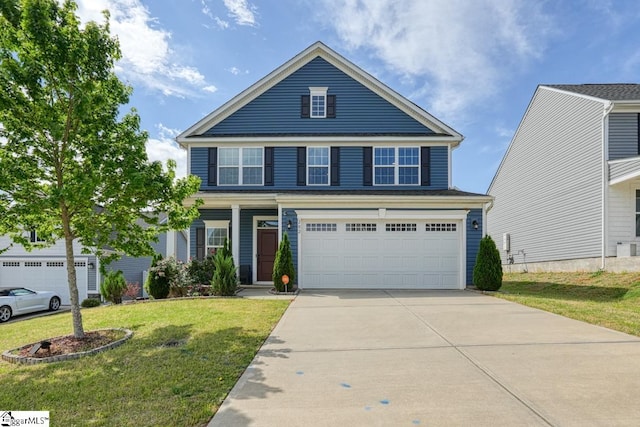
[257, 229, 278, 282]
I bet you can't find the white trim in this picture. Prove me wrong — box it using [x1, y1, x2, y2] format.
[608, 155, 640, 164]
[309, 87, 328, 118]
[306, 146, 330, 186]
[610, 169, 640, 186]
[602, 101, 614, 269]
[253, 215, 278, 284]
[231, 205, 240, 267]
[447, 145, 452, 189]
[176, 42, 462, 145]
[203, 220, 230, 256]
[217, 147, 264, 186]
[181, 137, 459, 146]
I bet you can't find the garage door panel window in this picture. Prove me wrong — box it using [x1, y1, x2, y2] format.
[3, 261, 20, 267]
[305, 223, 337, 232]
[346, 223, 377, 232]
[46, 261, 64, 267]
[385, 223, 417, 232]
[425, 223, 458, 232]
[374, 147, 419, 185]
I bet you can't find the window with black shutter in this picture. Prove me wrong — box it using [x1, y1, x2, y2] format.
[330, 146, 340, 186]
[421, 146, 431, 187]
[363, 147, 373, 186]
[208, 147, 217, 186]
[264, 147, 274, 186]
[297, 147, 306, 186]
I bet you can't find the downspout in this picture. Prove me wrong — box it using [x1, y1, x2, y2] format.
[483, 200, 494, 238]
[601, 101, 614, 270]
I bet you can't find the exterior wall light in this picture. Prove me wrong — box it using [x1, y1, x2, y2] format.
[472, 220, 479, 230]
[287, 220, 292, 230]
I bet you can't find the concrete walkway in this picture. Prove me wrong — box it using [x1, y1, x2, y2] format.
[210, 290, 640, 426]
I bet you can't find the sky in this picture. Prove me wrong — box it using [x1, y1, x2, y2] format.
[73, 0, 640, 194]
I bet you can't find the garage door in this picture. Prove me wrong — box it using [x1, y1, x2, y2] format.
[300, 220, 463, 289]
[0, 258, 88, 305]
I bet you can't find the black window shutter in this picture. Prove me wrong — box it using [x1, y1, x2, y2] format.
[30, 230, 36, 243]
[330, 147, 340, 186]
[327, 95, 336, 118]
[208, 147, 217, 186]
[637, 113, 640, 155]
[363, 147, 373, 186]
[421, 147, 431, 187]
[301, 95, 310, 118]
[264, 147, 274, 186]
[196, 227, 205, 260]
[297, 147, 307, 186]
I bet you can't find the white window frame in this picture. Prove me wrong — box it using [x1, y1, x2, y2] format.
[309, 87, 328, 118]
[218, 147, 264, 186]
[373, 146, 420, 186]
[204, 220, 230, 256]
[307, 146, 330, 186]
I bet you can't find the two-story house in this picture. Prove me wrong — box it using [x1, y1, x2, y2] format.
[488, 84, 640, 271]
[178, 42, 492, 289]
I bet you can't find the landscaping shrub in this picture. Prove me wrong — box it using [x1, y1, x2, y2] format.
[272, 232, 295, 292]
[473, 235, 503, 291]
[146, 256, 186, 299]
[187, 255, 216, 286]
[100, 270, 127, 304]
[211, 240, 237, 296]
[81, 298, 101, 308]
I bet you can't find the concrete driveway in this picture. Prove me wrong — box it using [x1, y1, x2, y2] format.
[209, 290, 640, 426]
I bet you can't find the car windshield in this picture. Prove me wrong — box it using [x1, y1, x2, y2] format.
[10, 288, 36, 296]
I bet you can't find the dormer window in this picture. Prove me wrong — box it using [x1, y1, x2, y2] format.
[301, 88, 336, 118]
[310, 87, 327, 118]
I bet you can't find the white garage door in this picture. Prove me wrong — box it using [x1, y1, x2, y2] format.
[0, 259, 88, 305]
[300, 220, 463, 289]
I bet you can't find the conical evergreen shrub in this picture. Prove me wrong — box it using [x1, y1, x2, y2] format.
[272, 232, 295, 292]
[473, 235, 503, 291]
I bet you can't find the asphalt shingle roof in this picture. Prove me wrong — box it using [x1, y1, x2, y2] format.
[545, 84, 640, 101]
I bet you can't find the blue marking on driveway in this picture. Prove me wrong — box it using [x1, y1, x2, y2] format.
[340, 383, 351, 388]
[379, 399, 390, 405]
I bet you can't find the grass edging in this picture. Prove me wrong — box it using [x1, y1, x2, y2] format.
[1, 328, 133, 365]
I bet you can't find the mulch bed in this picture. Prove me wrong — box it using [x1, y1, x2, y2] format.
[18, 330, 125, 358]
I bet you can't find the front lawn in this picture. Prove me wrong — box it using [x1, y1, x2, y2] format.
[0, 298, 290, 426]
[497, 272, 640, 337]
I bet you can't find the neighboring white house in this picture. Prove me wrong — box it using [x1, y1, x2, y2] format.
[0, 226, 187, 304]
[488, 84, 640, 272]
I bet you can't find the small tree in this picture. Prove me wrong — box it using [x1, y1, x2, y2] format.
[211, 241, 237, 296]
[146, 256, 185, 299]
[473, 235, 503, 291]
[100, 270, 127, 304]
[272, 232, 295, 292]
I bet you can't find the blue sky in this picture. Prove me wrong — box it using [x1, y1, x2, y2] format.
[74, 0, 640, 194]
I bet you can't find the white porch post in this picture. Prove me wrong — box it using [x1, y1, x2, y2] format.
[231, 205, 240, 266]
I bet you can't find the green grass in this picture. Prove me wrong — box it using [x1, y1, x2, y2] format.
[497, 272, 640, 337]
[0, 298, 290, 426]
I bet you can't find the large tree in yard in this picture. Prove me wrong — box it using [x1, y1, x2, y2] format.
[0, 0, 201, 338]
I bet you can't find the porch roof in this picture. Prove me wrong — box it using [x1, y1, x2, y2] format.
[609, 157, 640, 185]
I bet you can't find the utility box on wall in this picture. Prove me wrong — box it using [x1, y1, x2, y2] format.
[616, 243, 637, 257]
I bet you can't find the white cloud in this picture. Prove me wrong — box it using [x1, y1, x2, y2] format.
[75, 0, 216, 98]
[146, 124, 187, 179]
[223, 0, 257, 26]
[319, 0, 554, 122]
[215, 16, 229, 29]
[227, 66, 249, 75]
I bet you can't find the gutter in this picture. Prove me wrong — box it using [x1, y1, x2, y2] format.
[601, 100, 614, 270]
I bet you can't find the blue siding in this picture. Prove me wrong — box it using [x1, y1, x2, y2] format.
[466, 208, 483, 285]
[177, 232, 188, 262]
[203, 57, 434, 136]
[193, 145, 449, 191]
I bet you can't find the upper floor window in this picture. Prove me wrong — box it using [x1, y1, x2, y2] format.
[310, 87, 327, 118]
[301, 88, 336, 118]
[374, 147, 420, 185]
[218, 147, 263, 185]
[307, 146, 330, 185]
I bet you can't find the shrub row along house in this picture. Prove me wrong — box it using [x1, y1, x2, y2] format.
[488, 84, 640, 272]
[177, 42, 491, 289]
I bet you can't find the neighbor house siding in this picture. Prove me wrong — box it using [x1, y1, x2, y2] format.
[203, 57, 434, 136]
[106, 234, 166, 295]
[487, 87, 604, 264]
[609, 113, 638, 160]
[609, 158, 640, 182]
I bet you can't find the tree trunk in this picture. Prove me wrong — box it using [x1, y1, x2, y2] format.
[61, 205, 84, 338]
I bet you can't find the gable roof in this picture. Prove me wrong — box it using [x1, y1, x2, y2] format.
[177, 41, 462, 146]
[544, 84, 640, 101]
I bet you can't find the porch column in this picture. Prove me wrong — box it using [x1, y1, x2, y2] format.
[231, 205, 240, 266]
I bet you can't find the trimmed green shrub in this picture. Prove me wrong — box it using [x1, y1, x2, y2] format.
[473, 235, 503, 291]
[187, 255, 216, 286]
[81, 298, 101, 308]
[146, 256, 187, 299]
[100, 270, 127, 304]
[211, 241, 237, 296]
[272, 232, 295, 292]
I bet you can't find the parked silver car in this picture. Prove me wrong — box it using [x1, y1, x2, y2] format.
[0, 287, 61, 322]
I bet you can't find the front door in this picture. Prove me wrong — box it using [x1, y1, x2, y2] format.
[257, 229, 278, 282]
